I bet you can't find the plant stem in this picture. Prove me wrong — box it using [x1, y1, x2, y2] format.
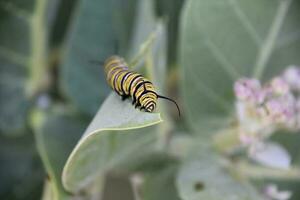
[28, 0, 48, 97]
[233, 160, 300, 181]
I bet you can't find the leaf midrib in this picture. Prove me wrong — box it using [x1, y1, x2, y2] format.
[253, 0, 293, 79]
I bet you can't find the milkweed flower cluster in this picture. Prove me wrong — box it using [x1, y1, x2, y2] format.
[233, 66, 300, 169]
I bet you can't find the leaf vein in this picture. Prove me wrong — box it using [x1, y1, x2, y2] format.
[228, 0, 262, 46]
[187, 67, 232, 113]
[205, 39, 240, 80]
[253, 0, 293, 79]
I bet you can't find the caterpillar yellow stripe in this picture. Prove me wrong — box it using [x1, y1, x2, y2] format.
[104, 55, 180, 115]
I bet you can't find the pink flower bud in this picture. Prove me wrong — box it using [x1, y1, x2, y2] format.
[264, 94, 296, 127]
[234, 66, 300, 151]
[270, 77, 290, 96]
[283, 66, 300, 91]
[234, 78, 261, 103]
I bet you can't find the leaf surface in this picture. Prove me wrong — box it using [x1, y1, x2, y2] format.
[180, 0, 300, 135]
[32, 109, 86, 199]
[0, 0, 46, 135]
[60, 0, 139, 116]
[176, 150, 264, 200]
[62, 93, 162, 192]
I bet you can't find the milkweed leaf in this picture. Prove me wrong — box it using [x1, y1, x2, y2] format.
[0, 0, 47, 135]
[176, 150, 264, 200]
[62, 93, 162, 192]
[60, 0, 137, 116]
[180, 0, 300, 136]
[32, 109, 86, 199]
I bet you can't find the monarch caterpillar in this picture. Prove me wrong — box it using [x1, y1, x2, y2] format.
[103, 55, 180, 116]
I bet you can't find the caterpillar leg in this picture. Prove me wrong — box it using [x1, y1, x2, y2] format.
[134, 103, 141, 109]
[140, 107, 151, 112]
[132, 99, 136, 105]
[121, 95, 129, 101]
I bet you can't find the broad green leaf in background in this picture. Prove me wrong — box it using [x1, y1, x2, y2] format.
[0, 69, 29, 135]
[0, 134, 44, 199]
[62, 93, 162, 192]
[47, 0, 79, 49]
[60, 0, 137, 116]
[180, 0, 300, 135]
[129, 0, 156, 61]
[176, 151, 264, 200]
[154, 0, 185, 65]
[60, 0, 113, 116]
[0, 0, 47, 135]
[32, 108, 87, 199]
[112, 0, 137, 56]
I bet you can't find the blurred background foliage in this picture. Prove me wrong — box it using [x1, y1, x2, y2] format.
[0, 0, 184, 199]
[1, 0, 300, 200]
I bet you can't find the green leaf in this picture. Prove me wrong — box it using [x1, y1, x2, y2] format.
[180, 0, 300, 135]
[60, 0, 113, 116]
[32, 108, 86, 199]
[176, 151, 263, 200]
[142, 166, 181, 200]
[60, 0, 138, 116]
[0, 0, 48, 135]
[129, 0, 157, 60]
[0, 0, 33, 135]
[62, 93, 162, 192]
[0, 134, 44, 199]
[154, 0, 184, 65]
[48, 0, 79, 49]
[0, 69, 29, 135]
[112, 0, 137, 56]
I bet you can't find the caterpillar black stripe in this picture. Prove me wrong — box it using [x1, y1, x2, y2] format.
[103, 55, 180, 116]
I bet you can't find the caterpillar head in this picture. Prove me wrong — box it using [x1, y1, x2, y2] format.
[144, 101, 156, 112]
